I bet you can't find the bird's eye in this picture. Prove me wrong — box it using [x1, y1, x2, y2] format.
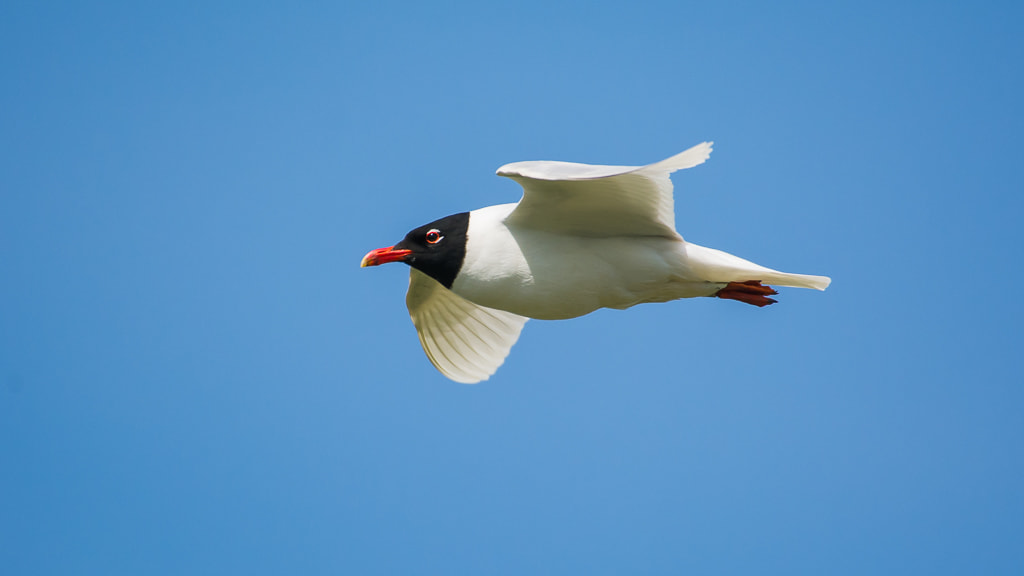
[425, 229, 443, 244]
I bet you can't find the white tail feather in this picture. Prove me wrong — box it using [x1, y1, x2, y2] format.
[684, 243, 831, 291]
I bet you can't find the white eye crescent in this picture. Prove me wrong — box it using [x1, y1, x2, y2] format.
[425, 229, 443, 244]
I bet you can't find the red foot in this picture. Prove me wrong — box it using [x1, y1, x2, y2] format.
[716, 280, 779, 307]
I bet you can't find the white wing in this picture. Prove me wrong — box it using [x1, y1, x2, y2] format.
[496, 141, 713, 238]
[406, 268, 528, 384]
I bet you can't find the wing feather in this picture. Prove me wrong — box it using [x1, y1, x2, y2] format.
[406, 268, 528, 384]
[496, 142, 712, 238]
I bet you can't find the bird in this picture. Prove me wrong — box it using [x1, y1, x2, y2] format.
[361, 142, 830, 383]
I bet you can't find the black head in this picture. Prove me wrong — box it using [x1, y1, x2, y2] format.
[361, 212, 469, 289]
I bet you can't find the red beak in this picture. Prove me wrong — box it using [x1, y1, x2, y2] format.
[360, 245, 413, 267]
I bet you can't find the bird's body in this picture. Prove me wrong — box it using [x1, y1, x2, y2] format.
[361, 142, 830, 383]
[455, 203, 730, 320]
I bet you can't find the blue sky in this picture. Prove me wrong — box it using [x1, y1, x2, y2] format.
[2, 2, 1022, 574]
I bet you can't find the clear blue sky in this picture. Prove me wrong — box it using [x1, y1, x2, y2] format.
[2, 2, 1022, 574]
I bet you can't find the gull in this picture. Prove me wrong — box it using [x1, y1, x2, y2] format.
[361, 142, 830, 383]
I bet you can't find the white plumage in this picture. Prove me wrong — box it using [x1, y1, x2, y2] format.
[363, 142, 830, 383]
[406, 268, 527, 384]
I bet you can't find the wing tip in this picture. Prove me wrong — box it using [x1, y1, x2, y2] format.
[446, 372, 488, 385]
[643, 141, 714, 173]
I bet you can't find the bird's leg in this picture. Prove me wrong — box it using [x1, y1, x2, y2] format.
[715, 280, 778, 307]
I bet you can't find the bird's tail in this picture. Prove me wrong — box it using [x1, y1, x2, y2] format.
[683, 242, 831, 290]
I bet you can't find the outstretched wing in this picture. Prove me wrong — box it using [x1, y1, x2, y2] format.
[406, 268, 528, 384]
[496, 141, 713, 238]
